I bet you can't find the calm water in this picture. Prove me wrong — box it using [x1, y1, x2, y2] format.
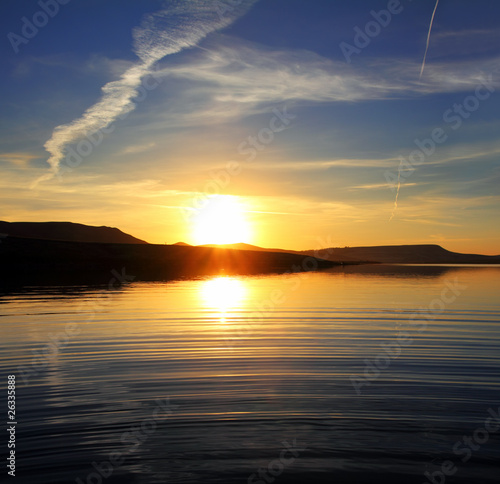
[1, 265, 499, 484]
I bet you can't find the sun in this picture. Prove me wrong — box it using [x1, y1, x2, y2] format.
[191, 195, 252, 245]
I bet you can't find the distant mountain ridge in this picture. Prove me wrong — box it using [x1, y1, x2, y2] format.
[0, 221, 148, 245]
[3, 221, 498, 264]
[199, 242, 290, 253]
[301, 244, 500, 264]
[198, 242, 499, 264]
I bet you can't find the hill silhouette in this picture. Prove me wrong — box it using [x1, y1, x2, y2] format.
[0, 221, 148, 244]
[0, 237, 338, 286]
[2, 221, 498, 287]
[200, 242, 290, 253]
[300, 244, 500, 264]
[197, 242, 500, 264]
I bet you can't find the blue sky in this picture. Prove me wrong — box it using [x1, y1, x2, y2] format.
[1, 0, 499, 253]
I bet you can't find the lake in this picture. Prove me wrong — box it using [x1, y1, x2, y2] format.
[1, 264, 499, 484]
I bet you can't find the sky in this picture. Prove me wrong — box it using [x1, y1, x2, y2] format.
[1, 0, 499, 254]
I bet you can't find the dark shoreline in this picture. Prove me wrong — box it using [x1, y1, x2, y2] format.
[0, 236, 342, 287]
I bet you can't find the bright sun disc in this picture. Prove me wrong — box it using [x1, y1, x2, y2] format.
[192, 195, 251, 245]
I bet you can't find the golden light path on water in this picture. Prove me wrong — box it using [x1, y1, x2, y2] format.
[200, 276, 248, 326]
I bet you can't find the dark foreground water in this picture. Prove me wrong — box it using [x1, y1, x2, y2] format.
[1, 265, 499, 484]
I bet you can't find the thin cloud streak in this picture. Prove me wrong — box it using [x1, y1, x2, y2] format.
[350, 182, 417, 190]
[1, 152, 39, 168]
[252, 158, 402, 171]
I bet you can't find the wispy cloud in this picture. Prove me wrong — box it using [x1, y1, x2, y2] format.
[398, 218, 462, 228]
[119, 142, 157, 155]
[35, 0, 258, 185]
[135, 40, 500, 131]
[160, 41, 406, 105]
[251, 157, 401, 171]
[0, 152, 39, 168]
[429, 29, 500, 57]
[350, 182, 418, 190]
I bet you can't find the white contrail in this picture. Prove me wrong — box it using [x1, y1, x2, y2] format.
[389, 159, 402, 221]
[390, 0, 439, 217]
[419, 0, 440, 79]
[34, 0, 257, 185]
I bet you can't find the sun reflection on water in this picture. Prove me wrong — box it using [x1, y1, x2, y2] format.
[200, 276, 247, 325]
